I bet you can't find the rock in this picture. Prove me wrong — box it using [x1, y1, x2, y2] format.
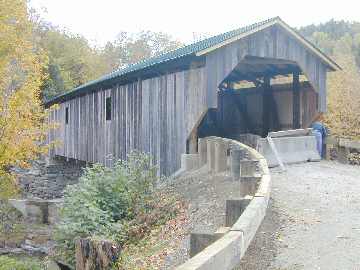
[46, 260, 61, 270]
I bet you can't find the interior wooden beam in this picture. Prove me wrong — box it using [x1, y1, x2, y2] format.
[262, 76, 271, 136]
[292, 71, 301, 129]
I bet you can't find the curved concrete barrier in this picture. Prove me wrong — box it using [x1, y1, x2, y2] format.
[176, 137, 271, 270]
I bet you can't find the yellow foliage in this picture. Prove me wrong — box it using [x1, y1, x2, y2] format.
[0, 0, 53, 198]
[324, 54, 360, 140]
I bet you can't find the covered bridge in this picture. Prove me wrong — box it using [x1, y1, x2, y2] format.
[46, 17, 340, 175]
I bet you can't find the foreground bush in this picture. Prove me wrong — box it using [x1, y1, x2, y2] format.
[54, 152, 179, 266]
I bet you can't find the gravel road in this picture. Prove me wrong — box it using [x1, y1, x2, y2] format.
[238, 161, 360, 270]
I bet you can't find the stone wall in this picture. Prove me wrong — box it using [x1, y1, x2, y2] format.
[13, 156, 86, 199]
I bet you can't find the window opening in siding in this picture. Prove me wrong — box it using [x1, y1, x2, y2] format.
[65, 107, 69, 124]
[106, 97, 112, 121]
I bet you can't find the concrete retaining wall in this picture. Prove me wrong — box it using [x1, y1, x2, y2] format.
[176, 137, 271, 270]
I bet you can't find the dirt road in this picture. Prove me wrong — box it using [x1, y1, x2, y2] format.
[238, 161, 360, 270]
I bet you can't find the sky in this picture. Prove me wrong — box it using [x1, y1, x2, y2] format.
[30, 0, 359, 46]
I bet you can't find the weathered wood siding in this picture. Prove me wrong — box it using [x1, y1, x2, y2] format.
[205, 25, 328, 112]
[48, 67, 206, 175]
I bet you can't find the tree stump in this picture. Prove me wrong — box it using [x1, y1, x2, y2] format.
[75, 238, 120, 270]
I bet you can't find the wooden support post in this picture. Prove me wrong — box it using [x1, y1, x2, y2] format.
[293, 72, 300, 129]
[262, 77, 271, 136]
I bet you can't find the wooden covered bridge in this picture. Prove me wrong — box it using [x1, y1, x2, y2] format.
[46, 17, 340, 175]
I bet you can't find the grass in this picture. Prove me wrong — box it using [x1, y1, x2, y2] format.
[0, 255, 44, 270]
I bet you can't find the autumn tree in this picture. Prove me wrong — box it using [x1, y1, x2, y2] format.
[323, 54, 360, 139]
[36, 25, 108, 99]
[0, 0, 50, 197]
[300, 20, 360, 139]
[101, 31, 183, 72]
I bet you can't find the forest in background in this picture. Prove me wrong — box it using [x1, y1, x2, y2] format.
[300, 21, 360, 138]
[30, 8, 183, 100]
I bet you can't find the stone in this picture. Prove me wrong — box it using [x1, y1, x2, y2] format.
[8, 198, 62, 225]
[25, 203, 44, 223]
[181, 154, 200, 171]
[206, 138, 216, 172]
[240, 160, 259, 177]
[177, 231, 244, 270]
[225, 198, 251, 227]
[214, 140, 228, 173]
[231, 196, 267, 253]
[240, 176, 261, 197]
[13, 156, 85, 199]
[230, 148, 246, 180]
[198, 138, 207, 166]
[190, 233, 219, 258]
[338, 146, 350, 164]
[45, 260, 61, 270]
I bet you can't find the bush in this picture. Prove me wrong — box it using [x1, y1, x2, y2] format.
[54, 151, 178, 266]
[0, 256, 42, 270]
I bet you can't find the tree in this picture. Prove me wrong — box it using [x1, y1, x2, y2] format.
[34, 24, 108, 99]
[101, 31, 183, 71]
[0, 0, 50, 198]
[323, 54, 360, 139]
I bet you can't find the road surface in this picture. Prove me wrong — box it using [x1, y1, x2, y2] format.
[238, 161, 360, 270]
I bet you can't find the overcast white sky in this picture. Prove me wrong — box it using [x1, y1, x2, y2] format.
[30, 0, 359, 46]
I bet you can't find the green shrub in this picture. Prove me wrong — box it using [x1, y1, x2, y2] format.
[0, 256, 42, 270]
[54, 151, 178, 266]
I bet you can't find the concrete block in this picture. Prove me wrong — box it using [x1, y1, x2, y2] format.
[47, 199, 62, 224]
[339, 138, 360, 150]
[206, 138, 216, 172]
[338, 146, 350, 164]
[236, 133, 261, 148]
[198, 138, 207, 166]
[177, 231, 244, 270]
[190, 233, 218, 258]
[214, 140, 227, 173]
[240, 160, 259, 177]
[8, 199, 27, 217]
[231, 196, 267, 253]
[225, 198, 251, 227]
[25, 206, 44, 223]
[257, 135, 320, 167]
[240, 176, 261, 197]
[8, 198, 62, 225]
[181, 154, 199, 171]
[230, 148, 246, 180]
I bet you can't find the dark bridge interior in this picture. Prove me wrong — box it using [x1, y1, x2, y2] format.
[188, 56, 318, 153]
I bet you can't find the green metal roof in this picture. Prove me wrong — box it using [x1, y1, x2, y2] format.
[46, 17, 281, 105]
[45, 16, 340, 105]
